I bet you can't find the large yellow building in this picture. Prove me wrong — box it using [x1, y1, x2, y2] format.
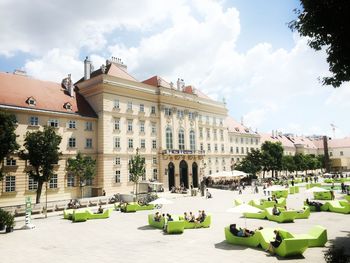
[0, 58, 260, 206]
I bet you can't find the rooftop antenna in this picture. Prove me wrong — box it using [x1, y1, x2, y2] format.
[330, 123, 337, 138]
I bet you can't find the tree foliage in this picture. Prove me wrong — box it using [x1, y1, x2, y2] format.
[261, 141, 284, 178]
[19, 126, 62, 204]
[281, 155, 296, 175]
[67, 152, 96, 197]
[289, 0, 350, 87]
[129, 148, 145, 199]
[235, 149, 262, 177]
[0, 111, 19, 180]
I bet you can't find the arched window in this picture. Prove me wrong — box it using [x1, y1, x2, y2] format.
[178, 128, 185, 150]
[166, 127, 173, 149]
[189, 130, 196, 151]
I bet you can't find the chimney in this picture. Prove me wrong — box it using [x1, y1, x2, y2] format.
[176, 78, 185, 91]
[67, 74, 74, 97]
[84, 56, 91, 80]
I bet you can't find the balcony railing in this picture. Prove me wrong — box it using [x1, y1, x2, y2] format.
[161, 149, 205, 155]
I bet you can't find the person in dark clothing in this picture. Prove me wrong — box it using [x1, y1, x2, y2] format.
[266, 230, 282, 254]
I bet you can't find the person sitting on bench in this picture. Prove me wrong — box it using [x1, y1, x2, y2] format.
[272, 204, 281, 216]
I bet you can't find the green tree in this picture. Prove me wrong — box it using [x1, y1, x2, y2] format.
[0, 111, 19, 180]
[281, 155, 296, 176]
[317, 154, 326, 171]
[294, 153, 307, 174]
[235, 149, 262, 178]
[19, 126, 62, 204]
[67, 152, 96, 198]
[129, 148, 145, 200]
[261, 141, 284, 178]
[289, 0, 350, 87]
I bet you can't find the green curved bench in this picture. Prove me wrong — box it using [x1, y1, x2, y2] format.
[289, 186, 300, 194]
[306, 183, 322, 189]
[272, 190, 289, 198]
[326, 200, 350, 214]
[86, 208, 113, 219]
[293, 225, 328, 247]
[224, 226, 260, 247]
[72, 210, 88, 222]
[243, 210, 266, 219]
[234, 199, 243, 206]
[324, 179, 334, 183]
[178, 215, 211, 229]
[148, 214, 166, 229]
[265, 207, 297, 223]
[136, 204, 155, 211]
[295, 206, 310, 219]
[303, 201, 329, 212]
[121, 202, 155, 212]
[166, 220, 185, 234]
[313, 191, 332, 200]
[258, 228, 308, 257]
[63, 209, 74, 219]
[344, 195, 350, 202]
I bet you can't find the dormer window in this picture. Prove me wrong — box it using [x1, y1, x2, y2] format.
[26, 97, 36, 106]
[234, 127, 240, 132]
[64, 102, 72, 110]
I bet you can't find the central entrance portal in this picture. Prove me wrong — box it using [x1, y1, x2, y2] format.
[168, 162, 175, 190]
[179, 160, 189, 189]
[192, 162, 198, 188]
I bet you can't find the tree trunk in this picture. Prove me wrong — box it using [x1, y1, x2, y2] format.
[36, 180, 43, 204]
[263, 170, 265, 179]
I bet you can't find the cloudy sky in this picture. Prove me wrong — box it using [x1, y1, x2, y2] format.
[0, 0, 348, 138]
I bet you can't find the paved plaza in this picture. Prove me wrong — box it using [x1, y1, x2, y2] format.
[1, 186, 349, 263]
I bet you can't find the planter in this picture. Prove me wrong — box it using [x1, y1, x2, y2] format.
[5, 226, 14, 233]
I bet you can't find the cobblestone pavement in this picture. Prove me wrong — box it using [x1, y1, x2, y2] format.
[1, 186, 349, 263]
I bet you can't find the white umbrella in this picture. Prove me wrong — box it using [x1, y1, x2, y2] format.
[323, 173, 332, 176]
[306, 187, 330, 193]
[149, 197, 173, 205]
[226, 204, 261, 228]
[231, 170, 247, 177]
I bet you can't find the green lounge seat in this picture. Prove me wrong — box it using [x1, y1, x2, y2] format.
[234, 199, 243, 206]
[313, 191, 332, 200]
[289, 186, 300, 194]
[178, 215, 211, 229]
[344, 195, 350, 202]
[249, 199, 275, 209]
[295, 206, 310, 219]
[135, 204, 155, 211]
[148, 214, 165, 229]
[258, 228, 308, 257]
[324, 179, 334, 183]
[306, 183, 322, 189]
[271, 190, 288, 198]
[86, 208, 113, 219]
[265, 207, 297, 223]
[63, 209, 74, 219]
[276, 197, 286, 207]
[224, 226, 260, 247]
[120, 203, 137, 213]
[293, 225, 327, 247]
[166, 220, 185, 234]
[243, 210, 266, 219]
[72, 210, 88, 222]
[327, 200, 350, 214]
[303, 201, 329, 212]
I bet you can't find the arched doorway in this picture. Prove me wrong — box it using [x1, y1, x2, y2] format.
[168, 162, 175, 190]
[179, 160, 189, 188]
[192, 162, 198, 188]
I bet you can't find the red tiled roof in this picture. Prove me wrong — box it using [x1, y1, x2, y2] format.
[0, 72, 97, 118]
[225, 116, 253, 134]
[317, 137, 350, 149]
[260, 133, 295, 148]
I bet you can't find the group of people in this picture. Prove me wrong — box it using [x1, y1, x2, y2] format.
[67, 199, 80, 209]
[183, 210, 207, 224]
[170, 186, 188, 194]
[229, 224, 281, 255]
[305, 198, 324, 211]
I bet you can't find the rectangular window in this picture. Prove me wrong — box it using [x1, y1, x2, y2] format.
[256, 138, 259, 145]
[153, 169, 158, 180]
[213, 129, 217, 140]
[114, 99, 120, 109]
[151, 123, 156, 134]
[127, 119, 133, 132]
[114, 118, 120, 130]
[329, 152, 333, 156]
[139, 104, 144, 112]
[177, 110, 184, 119]
[207, 143, 211, 151]
[206, 128, 210, 139]
[48, 119, 59, 128]
[68, 138, 76, 148]
[236, 147, 239, 154]
[86, 138, 92, 148]
[67, 173, 75, 187]
[198, 114, 202, 122]
[230, 147, 233, 153]
[140, 139, 146, 149]
[115, 170, 121, 183]
[49, 175, 58, 189]
[206, 116, 209, 124]
[200, 143, 204, 151]
[115, 137, 120, 148]
[5, 176, 16, 192]
[220, 130, 224, 140]
[85, 121, 92, 131]
[199, 128, 203, 138]
[115, 157, 120, 165]
[340, 151, 344, 156]
[28, 176, 38, 190]
[214, 144, 218, 152]
[127, 101, 133, 111]
[219, 118, 223, 125]
[188, 112, 194, 120]
[241, 147, 244, 154]
[241, 138, 244, 144]
[246, 147, 249, 154]
[152, 157, 157, 164]
[128, 139, 133, 149]
[6, 158, 16, 166]
[165, 107, 172, 116]
[140, 121, 145, 133]
[152, 140, 157, 149]
[68, 120, 76, 129]
[221, 144, 225, 152]
[29, 116, 39, 126]
[151, 106, 156, 114]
